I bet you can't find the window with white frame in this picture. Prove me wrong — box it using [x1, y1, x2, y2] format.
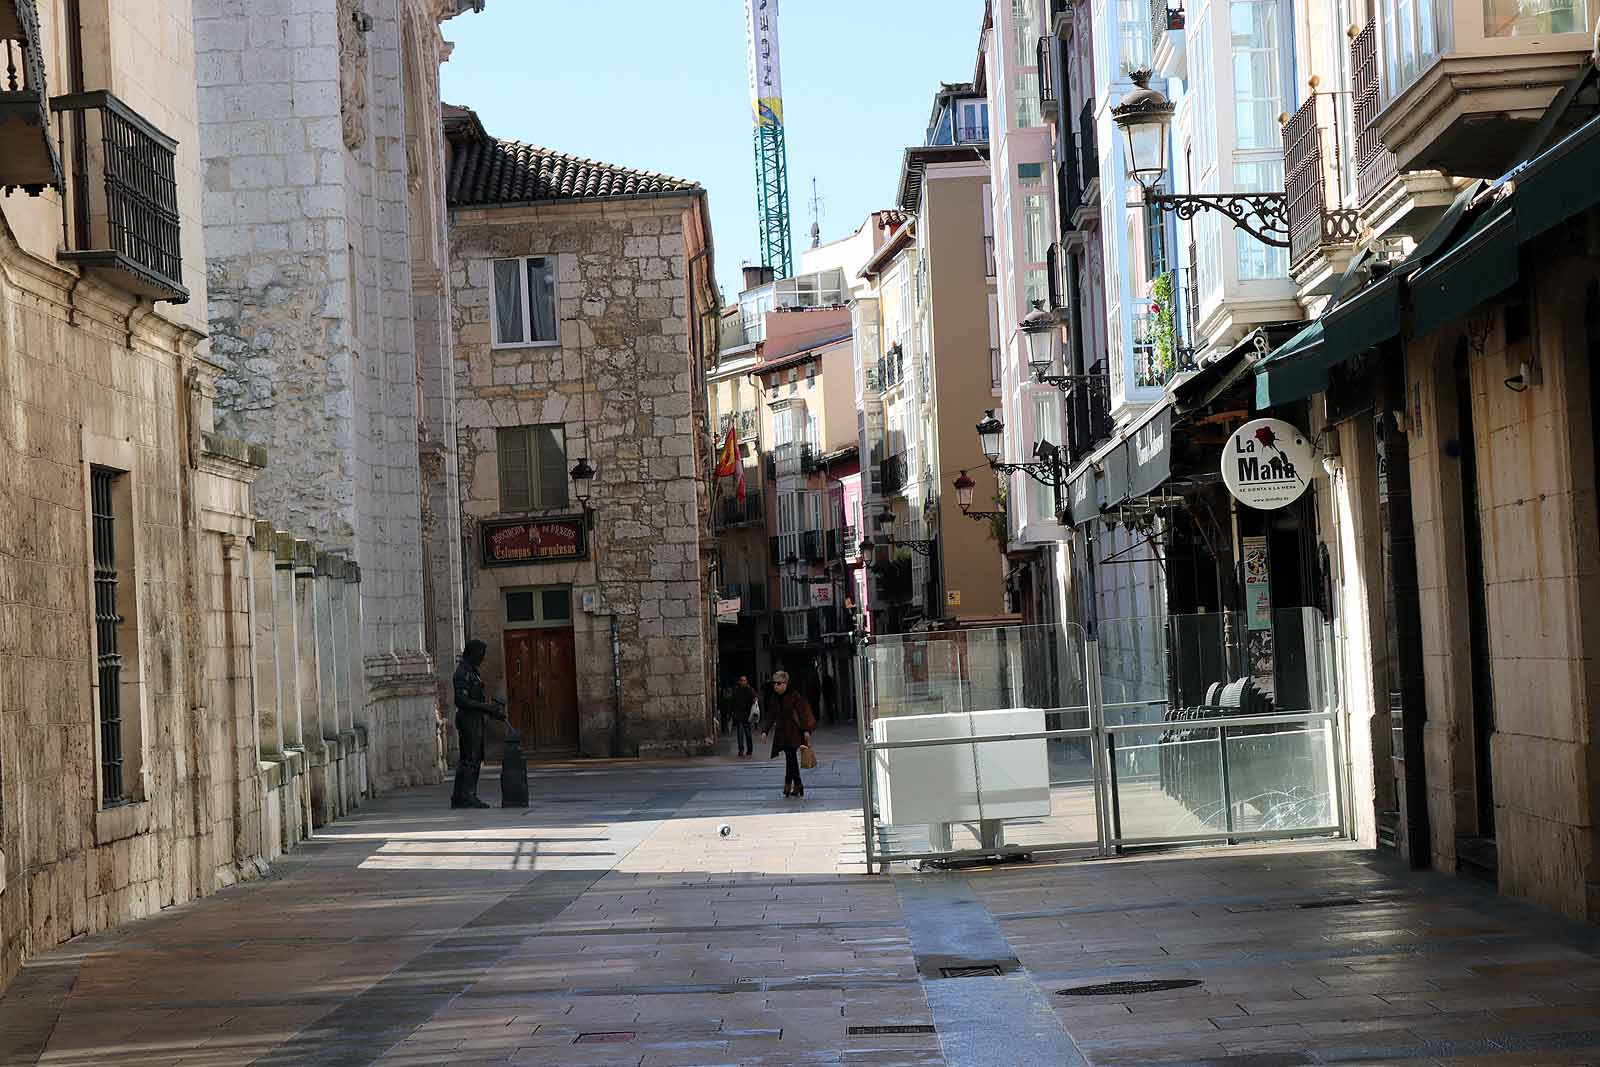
[981, 184, 997, 277]
[1231, 0, 1284, 151]
[1381, 0, 1445, 97]
[492, 257, 558, 346]
[1031, 393, 1062, 522]
[497, 424, 568, 511]
[1116, 0, 1152, 70]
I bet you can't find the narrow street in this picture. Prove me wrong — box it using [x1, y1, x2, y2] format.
[2, 728, 1599, 1067]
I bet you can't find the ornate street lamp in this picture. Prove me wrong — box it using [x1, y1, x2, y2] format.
[874, 503, 934, 556]
[976, 410, 1005, 464]
[1113, 70, 1288, 247]
[1021, 301, 1057, 378]
[569, 457, 595, 506]
[953, 469, 1004, 523]
[972, 411, 1067, 522]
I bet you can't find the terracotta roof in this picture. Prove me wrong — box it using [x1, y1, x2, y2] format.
[446, 125, 700, 207]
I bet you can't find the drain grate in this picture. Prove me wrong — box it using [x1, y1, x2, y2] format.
[574, 1032, 636, 1044]
[1299, 897, 1365, 909]
[1057, 979, 1203, 996]
[849, 1025, 938, 1035]
[940, 965, 1004, 978]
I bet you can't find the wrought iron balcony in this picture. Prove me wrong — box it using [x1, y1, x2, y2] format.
[1065, 369, 1112, 461]
[53, 90, 187, 303]
[1283, 93, 1360, 269]
[1350, 25, 1399, 208]
[879, 453, 906, 496]
[1149, 0, 1185, 53]
[801, 529, 823, 562]
[1037, 36, 1058, 119]
[0, 0, 61, 195]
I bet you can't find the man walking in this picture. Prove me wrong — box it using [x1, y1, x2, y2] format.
[728, 674, 758, 757]
[452, 639, 507, 809]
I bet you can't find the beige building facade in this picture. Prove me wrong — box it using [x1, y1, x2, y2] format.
[446, 111, 719, 757]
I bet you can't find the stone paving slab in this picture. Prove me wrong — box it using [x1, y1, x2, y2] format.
[5, 726, 1600, 1066]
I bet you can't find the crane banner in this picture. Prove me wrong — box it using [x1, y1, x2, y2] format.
[745, 0, 784, 127]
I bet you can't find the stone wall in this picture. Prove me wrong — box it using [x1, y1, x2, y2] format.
[1400, 244, 1600, 918]
[195, 0, 473, 790]
[451, 196, 716, 755]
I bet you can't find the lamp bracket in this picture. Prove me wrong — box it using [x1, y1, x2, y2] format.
[1147, 192, 1290, 248]
[990, 460, 1060, 489]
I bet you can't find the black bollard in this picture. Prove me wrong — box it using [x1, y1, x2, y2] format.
[500, 728, 529, 808]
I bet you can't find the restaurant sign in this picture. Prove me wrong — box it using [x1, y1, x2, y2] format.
[480, 516, 588, 566]
[1221, 418, 1315, 510]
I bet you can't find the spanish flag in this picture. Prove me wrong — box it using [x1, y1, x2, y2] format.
[714, 425, 738, 478]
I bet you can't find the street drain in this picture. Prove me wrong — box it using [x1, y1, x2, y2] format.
[574, 1032, 636, 1044]
[849, 1025, 938, 1035]
[1299, 897, 1365, 909]
[1057, 979, 1202, 996]
[940, 965, 1004, 978]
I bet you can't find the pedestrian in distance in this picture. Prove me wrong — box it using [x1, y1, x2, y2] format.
[452, 639, 507, 809]
[728, 674, 759, 757]
[760, 670, 817, 798]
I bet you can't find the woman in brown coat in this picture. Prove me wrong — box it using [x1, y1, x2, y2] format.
[760, 670, 817, 797]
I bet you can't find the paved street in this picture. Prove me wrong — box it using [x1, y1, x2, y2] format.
[5, 726, 1600, 1067]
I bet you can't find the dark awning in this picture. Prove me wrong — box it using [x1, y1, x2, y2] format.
[1126, 405, 1172, 501]
[1065, 463, 1101, 526]
[1408, 204, 1518, 339]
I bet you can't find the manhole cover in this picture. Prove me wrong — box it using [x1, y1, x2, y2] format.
[574, 1032, 636, 1044]
[940, 965, 1004, 978]
[1057, 979, 1203, 996]
[849, 1025, 938, 1035]
[1299, 897, 1364, 909]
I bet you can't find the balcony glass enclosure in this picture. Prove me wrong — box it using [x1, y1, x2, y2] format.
[857, 608, 1343, 868]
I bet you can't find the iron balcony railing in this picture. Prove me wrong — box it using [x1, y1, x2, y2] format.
[1037, 36, 1058, 118]
[0, 0, 63, 194]
[880, 344, 906, 389]
[716, 494, 763, 529]
[879, 454, 907, 496]
[1351, 24, 1398, 208]
[955, 120, 989, 144]
[801, 529, 823, 562]
[1047, 241, 1064, 311]
[52, 90, 186, 302]
[1283, 93, 1360, 269]
[1066, 369, 1112, 461]
[1077, 98, 1099, 192]
[1150, 0, 1185, 51]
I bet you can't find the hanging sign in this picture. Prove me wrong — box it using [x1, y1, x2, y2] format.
[1221, 418, 1315, 510]
[716, 598, 742, 623]
[480, 517, 588, 566]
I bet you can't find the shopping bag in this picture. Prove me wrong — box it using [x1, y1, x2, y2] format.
[748, 701, 761, 724]
[799, 743, 817, 770]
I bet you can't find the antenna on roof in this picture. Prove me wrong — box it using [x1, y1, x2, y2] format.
[808, 177, 826, 248]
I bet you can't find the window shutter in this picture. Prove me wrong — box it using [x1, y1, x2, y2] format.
[499, 427, 531, 511]
[535, 425, 568, 508]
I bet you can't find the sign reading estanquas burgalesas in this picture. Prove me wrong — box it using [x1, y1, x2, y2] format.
[1221, 418, 1315, 510]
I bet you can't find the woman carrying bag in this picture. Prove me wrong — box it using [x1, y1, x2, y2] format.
[760, 670, 818, 797]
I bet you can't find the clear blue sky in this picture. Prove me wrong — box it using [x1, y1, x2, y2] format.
[439, 1, 982, 300]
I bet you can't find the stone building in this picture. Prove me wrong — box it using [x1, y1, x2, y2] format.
[445, 109, 720, 757]
[0, 0, 379, 990]
[193, 0, 481, 790]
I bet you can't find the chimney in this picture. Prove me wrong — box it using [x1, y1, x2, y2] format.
[742, 265, 776, 291]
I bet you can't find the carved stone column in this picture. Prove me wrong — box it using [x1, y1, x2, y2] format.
[250, 522, 282, 758]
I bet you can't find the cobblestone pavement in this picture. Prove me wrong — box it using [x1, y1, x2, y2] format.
[4, 725, 1600, 1066]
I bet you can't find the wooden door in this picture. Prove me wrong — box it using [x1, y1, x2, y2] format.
[503, 627, 579, 754]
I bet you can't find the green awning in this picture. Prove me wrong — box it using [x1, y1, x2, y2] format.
[1323, 271, 1403, 356]
[1516, 91, 1600, 242]
[1253, 318, 1324, 409]
[1408, 205, 1518, 340]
